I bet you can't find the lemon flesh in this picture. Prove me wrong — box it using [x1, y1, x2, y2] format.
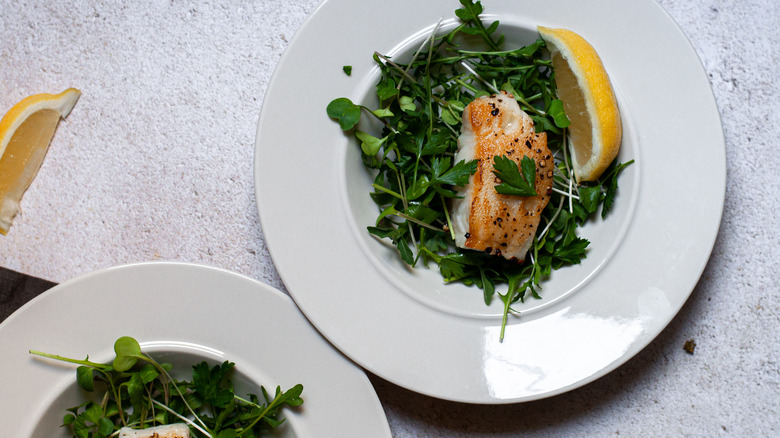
[0, 89, 80, 234]
[538, 26, 622, 182]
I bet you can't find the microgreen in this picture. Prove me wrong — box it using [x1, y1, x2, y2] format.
[327, 0, 632, 341]
[30, 337, 302, 437]
[326, 97, 361, 130]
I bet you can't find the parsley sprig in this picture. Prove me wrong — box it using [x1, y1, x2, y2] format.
[30, 337, 303, 438]
[493, 155, 538, 197]
[327, 0, 632, 340]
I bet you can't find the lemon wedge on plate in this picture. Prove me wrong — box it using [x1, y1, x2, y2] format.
[538, 26, 622, 182]
[0, 88, 80, 235]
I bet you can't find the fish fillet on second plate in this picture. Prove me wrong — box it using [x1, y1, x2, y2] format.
[451, 91, 554, 261]
[118, 424, 190, 438]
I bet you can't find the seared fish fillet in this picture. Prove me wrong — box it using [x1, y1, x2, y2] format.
[451, 92, 553, 261]
[118, 424, 190, 438]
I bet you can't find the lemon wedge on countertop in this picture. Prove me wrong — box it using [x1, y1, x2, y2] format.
[538, 26, 622, 182]
[0, 88, 80, 235]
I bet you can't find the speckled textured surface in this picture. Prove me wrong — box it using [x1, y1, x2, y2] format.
[1, 0, 778, 436]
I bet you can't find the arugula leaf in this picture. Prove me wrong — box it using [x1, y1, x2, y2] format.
[397, 240, 415, 265]
[342, 65, 352, 76]
[493, 155, 538, 197]
[601, 160, 634, 218]
[439, 255, 471, 282]
[479, 267, 496, 305]
[454, 0, 503, 50]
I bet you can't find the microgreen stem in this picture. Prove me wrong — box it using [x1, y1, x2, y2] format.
[362, 105, 399, 134]
[374, 52, 418, 84]
[394, 211, 446, 232]
[459, 61, 499, 94]
[397, 18, 445, 91]
[441, 193, 456, 241]
[145, 352, 209, 432]
[236, 401, 276, 437]
[500, 297, 511, 341]
[371, 183, 402, 200]
[454, 78, 479, 94]
[539, 195, 565, 240]
[512, 94, 546, 116]
[234, 395, 262, 407]
[151, 400, 213, 438]
[552, 186, 579, 199]
[561, 128, 575, 186]
[558, 129, 578, 213]
[568, 175, 574, 214]
[29, 350, 109, 369]
[457, 48, 531, 56]
[396, 172, 420, 252]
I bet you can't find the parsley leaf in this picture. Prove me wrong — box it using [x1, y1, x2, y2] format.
[433, 157, 478, 187]
[553, 237, 590, 264]
[193, 360, 235, 408]
[493, 155, 538, 197]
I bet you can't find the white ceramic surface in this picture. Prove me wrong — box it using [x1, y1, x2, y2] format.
[0, 262, 391, 437]
[254, 0, 725, 403]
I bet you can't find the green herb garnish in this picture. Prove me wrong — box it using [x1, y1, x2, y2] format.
[493, 155, 538, 197]
[327, 0, 632, 341]
[30, 336, 303, 437]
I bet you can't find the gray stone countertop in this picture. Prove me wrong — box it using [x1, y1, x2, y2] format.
[1, 0, 777, 436]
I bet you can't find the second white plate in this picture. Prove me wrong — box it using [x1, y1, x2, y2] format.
[0, 262, 391, 437]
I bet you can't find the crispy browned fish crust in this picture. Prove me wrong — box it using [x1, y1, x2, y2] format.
[451, 92, 554, 261]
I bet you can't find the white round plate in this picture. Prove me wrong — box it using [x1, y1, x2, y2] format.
[254, 0, 725, 403]
[0, 262, 391, 437]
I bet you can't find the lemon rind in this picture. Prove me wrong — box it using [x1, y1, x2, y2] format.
[0, 88, 81, 159]
[0, 88, 81, 234]
[538, 27, 622, 182]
